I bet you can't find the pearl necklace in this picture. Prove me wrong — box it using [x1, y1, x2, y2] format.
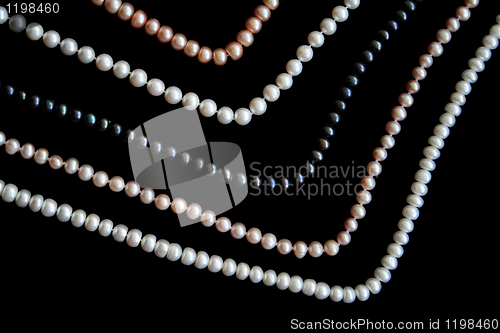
[0, 16, 497, 299]
[91, 0, 282, 65]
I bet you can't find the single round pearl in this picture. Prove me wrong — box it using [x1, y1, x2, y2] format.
[113, 60, 130, 79]
[246, 227, 262, 244]
[43, 30, 60, 48]
[302, 279, 317, 296]
[215, 217, 231, 233]
[386, 121, 401, 135]
[124, 181, 141, 197]
[109, 176, 125, 192]
[402, 205, 420, 220]
[129, 69, 148, 87]
[93, 171, 109, 187]
[64, 158, 79, 175]
[254, 5, 271, 22]
[197, 46, 213, 63]
[423, 146, 441, 160]
[78, 46, 95, 64]
[157, 25, 173, 43]
[374, 267, 391, 283]
[70, 209, 86, 228]
[230, 222, 246, 239]
[356, 190, 372, 205]
[393, 231, 409, 245]
[483, 35, 499, 50]
[372, 147, 387, 162]
[398, 218, 414, 233]
[367, 161, 382, 176]
[276, 272, 291, 290]
[469, 57, 485, 72]
[186, 203, 202, 220]
[445, 103, 462, 117]
[440, 113, 456, 127]
[289, 275, 303, 293]
[419, 54, 433, 68]
[5, 139, 20, 155]
[406, 80, 420, 94]
[184, 40, 200, 57]
[398, 93, 414, 107]
[407, 193, 424, 207]
[332, 6, 349, 22]
[277, 239, 292, 255]
[155, 194, 171, 210]
[29, 194, 44, 213]
[411, 182, 428, 196]
[34, 148, 49, 165]
[234, 108, 252, 125]
[476, 46, 492, 62]
[391, 106, 407, 121]
[263, 0, 279, 10]
[236, 30, 254, 47]
[78, 164, 94, 181]
[490, 25, 500, 38]
[263, 270, 277, 286]
[117, 2, 134, 21]
[140, 188, 155, 204]
[276, 73, 293, 90]
[263, 84, 280, 102]
[197, 99, 217, 117]
[245, 17, 262, 34]
[41, 199, 58, 217]
[382, 254, 398, 270]
[96, 54, 114, 71]
[249, 266, 264, 283]
[343, 287, 356, 303]
[141, 234, 157, 253]
[415, 169, 432, 184]
[236, 263, 250, 280]
[171, 198, 187, 214]
[419, 158, 436, 172]
[455, 80, 472, 95]
[456, 6, 471, 21]
[9, 14, 26, 33]
[207, 255, 223, 273]
[98, 219, 113, 237]
[20, 143, 35, 159]
[436, 29, 452, 44]
[330, 286, 344, 302]
[194, 251, 209, 269]
[308, 241, 323, 257]
[145, 18, 161, 36]
[324, 240, 339, 256]
[286, 59, 303, 76]
[337, 231, 351, 245]
[112, 224, 128, 242]
[104, 0, 122, 14]
[320, 18, 337, 35]
[350, 204, 366, 219]
[293, 241, 308, 258]
[1, 184, 18, 203]
[361, 177, 376, 192]
[84, 213, 100, 232]
[0, 7, 10, 25]
[412, 66, 427, 80]
[381, 135, 395, 150]
[446, 17, 460, 32]
[296, 45, 313, 62]
[15, 189, 31, 208]
[56, 204, 73, 222]
[213, 48, 228, 66]
[435, 124, 451, 139]
[249, 97, 267, 115]
[131, 10, 147, 29]
[226, 42, 243, 60]
[171, 33, 187, 51]
[465, 0, 479, 8]
[450, 92, 466, 106]
[166, 243, 182, 261]
[217, 107, 234, 124]
[26, 23, 44, 41]
[355, 284, 370, 301]
[147, 79, 165, 96]
[182, 93, 201, 110]
[222, 259, 237, 276]
[308, 31, 324, 48]
[388, 243, 404, 258]
[344, 0, 360, 9]
[60, 38, 78, 56]
[163, 86, 182, 104]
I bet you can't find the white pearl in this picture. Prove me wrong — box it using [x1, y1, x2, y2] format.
[315, 282, 330, 300]
[276, 73, 293, 90]
[476, 46, 492, 62]
[428, 136, 444, 149]
[92, 171, 109, 188]
[381, 135, 395, 149]
[112, 224, 128, 242]
[423, 146, 440, 160]
[56, 203, 72, 222]
[434, 124, 450, 139]
[0, 7, 7, 24]
[15, 189, 31, 208]
[343, 287, 356, 303]
[96, 54, 113, 71]
[450, 92, 466, 106]
[236, 263, 250, 280]
[34, 149, 49, 164]
[194, 251, 209, 269]
[5, 139, 20, 155]
[455, 80, 472, 95]
[490, 25, 500, 38]
[126, 228, 142, 247]
[64, 158, 79, 174]
[130, 69, 148, 87]
[29, 194, 44, 213]
[249, 266, 264, 283]
[78, 164, 94, 181]
[332, 6, 349, 22]
[98, 219, 113, 237]
[0, 132, 5, 146]
[441, 113, 457, 128]
[445, 103, 462, 116]
[468, 57, 485, 72]
[249, 97, 267, 115]
[1, 184, 18, 202]
[381, 254, 398, 270]
[234, 108, 252, 125]
[113, 60, 130, 79]
[402, 205, 420, 220]
[374, 267, 391, 283]
[320, 18, 337, 35]
[388, 243, 404, 258]
[78, 46, 95, 64]
[153, 239, 170, 258]
[302, 279, 317, 296]
[263, 84, 280, 101]
[286, 59, 303, 76]
[163, 86, 182, 104]
[222, 259, 237, 276]
[60, 38, 78, 56]
[355, 284, 370, 301]
[344, 0, 360, 9]
[462, 69, 478, 83]
[85, 213, 100, 232]
[217, 107, 234, 124]
[483, 35, 499, 50]
[26, 23, 44, 40]
[407, 194, 423, 208]
[182, 92, 200, 111]
[141, 234, 157, 253]
[308, 31, 324, 48]
[415, 169, 432, 184]
[263, 270, 277, 286]
[276, 272, 290, 290]
[166, 243, 182, 261]
[289, 275, 303, 293]
[186, 203, 202, 220]
[199, 99, 217, 117]
[365, 278, 382, 295]
[393, 231, 409, 246]
[207, 255, 223, 273]
[296, 45, 313, 62]
[70, 209, 86, 228]
[41, 199, 57, 217]
[330, 285, 343, 302]
[411, 182, 428, 196]
[147, 79, 165, 96]
[43, 30, 60, 48]
[398, 218, 414, 233]
[261, 233, 277, 250]
[200, 210, 216, 227]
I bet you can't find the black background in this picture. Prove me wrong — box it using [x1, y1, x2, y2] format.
[0, 0, 499, 330]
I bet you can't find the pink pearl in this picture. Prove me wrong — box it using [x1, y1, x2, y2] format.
[213, 48, 227, 66]
[263, 0, 279, 10]
[245, 17, 262, 34]
[124, 181, 141, 197]
[337, 231, 351, 246]
[157, 26, 173, 43]
[144, 18, 160, 36]
[391, 106, 407, 121]
[277, 239, 292, 255]
[117, 2, 134, 21]
[372, 147, 387, 162]
[104, 0, 122, 14]
[184, 40, 200, 57]
[293, 241, 308, 259]
[236, 30, 254, 47]
[246, 227, 262, 244]
[93, 171, 109, 188]
[171, 33, 187, 51]
[381, 135, 395, 150]
[386, 120, 401, 135]
[398, 93, 413, 107]
[406, 80, 420, 94]
[412, 66, 427, 80]
[308, 241, 323, 258]
[130, 10, 147, 29]
[155, 194, 171, 210]
[200, 210, 215, 226]
[350, 204, 366, 219]
[91, 0, 104, 5]
[49, 155, 63, 170]
[261, 233, 277, 250]
[465, 0, 479, 8]
[344, 218, 358, 232]
[436, 29, 451, 44]
[356, 190, 372, 205]
[140, 188, 155, 204]
[197, 46, 212, 63]
[20, 143, 35, 159]
[34, 148, 49, 164]
[456, 6, 471, 21]
[109, 176, 125, 192]
[428, 41, 443, 57]
[186, 203, 202, 219]
[230, 222, 246, 239]
[171, 198, 187, 214]
[367, 161, 382, 177]
[446, 17, 460, 32]
[254, 5, 271, 21]
[419, 54, 433, 68]
[360, 176, 376, 190]
[216, 217, 231, 233]
[226, 42, 243, 61]
[324, 240, 339, 256]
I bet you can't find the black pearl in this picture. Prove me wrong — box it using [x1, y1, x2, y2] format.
[361, 50, 374, 63]
[370, 40, 382, 53]
[353, 63, 366, 75]
[295, 173, 304, 184]
[387, 20, 399, 32]
[42, 100, 54, 112]
[378, 30, 390, 42]
[334, 100, 346, 112]
[111, 124, 122, 137]
[339, 87, 352, 99]
[265, 177, 276, 189]
[303, 162, 314, 176]
[2, 85, 15, 98]
[70, 110, 82, 122]
[318, 138, 330, 150]
[124, 129, 133, 142]
[15, 91, 27, 103]
[311, 151, 323, 162]
[322, 126, 334, 137]
[56, 104, 68, 117]
[404, 1, 416, 12]
[28, 95, 41, 108]
[328, 112, 340, 125]
[346, 75, 358, 87]
[84, 113, 96, 126]
[281, 177, 289, 190]
[396, 10, 407, 22]
[250, 177, 262, 189]
[98, 118, 109, 132]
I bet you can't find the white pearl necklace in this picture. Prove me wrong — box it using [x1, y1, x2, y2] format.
[1, 14, 498, 302]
